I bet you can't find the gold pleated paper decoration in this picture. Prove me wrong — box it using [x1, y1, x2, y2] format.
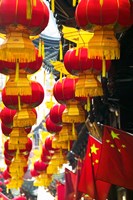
[0, 25, 36, 62]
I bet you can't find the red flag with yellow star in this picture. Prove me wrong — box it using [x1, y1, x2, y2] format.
[97, 125, 133, 190]
[78, 135, 111, 200]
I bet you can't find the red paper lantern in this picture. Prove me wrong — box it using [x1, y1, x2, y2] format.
[0, 0, 49, 35]
[34, 160, 48, 172]
[0, 48, 42, 75]
[30, 169, 40, 177]
[46, 116, 62, 133]
[0, 107, 16, 128]
[49, 104, 66, 124]
[4, 150, 14, 161]
[2, 81, 44, 109]
[4, 158, 12, 166]
[53, 77, 79, 104]
[2, 169, 11, 180]
[75, 0, 132, 31]
[41, 144, 53, 163]
[4, 139, 16, 155]
[1, 123, 32, 136]
[20, 138, 33, 153]
[45, 136, 55, 151]
[64, 47, 111, 75]
[0, 107, 37, 128]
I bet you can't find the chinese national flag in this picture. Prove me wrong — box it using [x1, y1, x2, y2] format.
[78, 135, 111, 200]
[57, 182, 65, 200]
[97, 125, 133, 190]
[65, 164, 82, 200]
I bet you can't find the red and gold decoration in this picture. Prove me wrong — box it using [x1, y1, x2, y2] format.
[0, 0, 49, 189]
[75, 0, 133, 76]
[64, 47, 111, 111]
[53, 77, 86, 145]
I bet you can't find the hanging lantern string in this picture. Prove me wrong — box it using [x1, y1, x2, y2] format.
[102, 56, 106, 77]
[15, 59, 19, 82]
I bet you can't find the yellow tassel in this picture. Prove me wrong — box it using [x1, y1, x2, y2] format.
[72, 122, 75, 136]
[27, 0, 32, 19]
[51, 0, 55, 13]
[50, 72, 53, 86]
[59, 41, 63, 61]
[86, 96, 90, 112]
[41, 41, 45, 59]
[102, 57, 106, 77]
[38, 39, 42, 57]
[69, 42, 71, 50]
[59, 72, 62, 82]
[33, 0, 36, 6]
[76, 39, 79, 56]
[16, 147, 20, 159]
[15, 0, 18, 15]
[6, 188, 9, 193]
[18, 95, 21, 111]
[68, 139, 70, 151]
[15, 60, 19, 82]
[73, 0, 77, 7]
[78, 0, 80, 3]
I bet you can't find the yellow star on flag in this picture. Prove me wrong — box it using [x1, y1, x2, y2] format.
[90, 143, 99, 154]
[111, 131, 120, 140]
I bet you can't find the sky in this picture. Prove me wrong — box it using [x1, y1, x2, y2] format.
[42, 0, 61, 39]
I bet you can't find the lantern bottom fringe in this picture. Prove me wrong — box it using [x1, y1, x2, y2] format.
[10, 128, 28, 137]
[88, 48, 120, 60]
[5, 86, 32, 96]
[10, 172, 24, 178]
[34, 173, 52, 187]
[7, 179, 23, 189]
[9, 136, 28, 145]
[59, 133, 77, 142]
[9, 167, 26, 174]
[88, 27, 120, 60]
[13, 109, 37, 128]
[0, 48, 36, 63]
[34, 178, 52, 187]
[75, 87, 103, 97]
[52, 141, 68, 149]
[62, 114, 85, 123]
[46, 165, 58, 175]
